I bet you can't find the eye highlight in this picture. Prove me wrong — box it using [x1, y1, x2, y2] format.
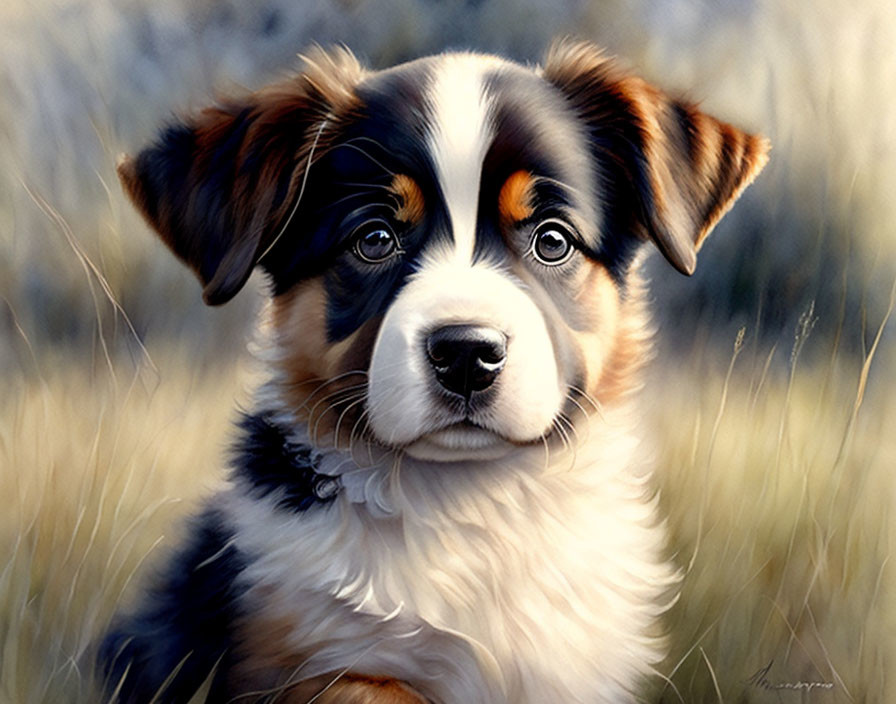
[530, 219, 575, 265]
[352, 220, 401, 263]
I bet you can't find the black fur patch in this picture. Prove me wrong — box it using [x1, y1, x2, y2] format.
[483, 66, 642, 283]
[100, 509, 245, 703]
[232, 412, 341, 512]
[261, 64, 452, 342]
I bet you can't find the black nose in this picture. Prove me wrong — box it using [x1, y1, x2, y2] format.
[426, 325, 507, 398]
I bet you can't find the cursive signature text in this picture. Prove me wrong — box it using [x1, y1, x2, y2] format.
[747, 660, 834, 693]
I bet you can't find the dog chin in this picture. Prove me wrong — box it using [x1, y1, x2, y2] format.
[403, 423, 518, 462]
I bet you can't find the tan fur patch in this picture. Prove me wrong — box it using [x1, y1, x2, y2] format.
[270, 278, 331, 390]
[296, 45, 366, 116]
[231, 609, 427, 703]
[593, 273, 652, 406]
[498, 170, 535, 224]
[565, 262, 651, 407]
[288, 674, 428, 703]
[230, 671, 426, 704]
[570, 263, 621, 397]
[390, 174, 425, 225]
[696, 127, 770, 250]
[270, 279, 378, 446]
[228, 599, 307, 694]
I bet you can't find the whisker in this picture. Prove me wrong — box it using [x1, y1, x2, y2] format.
[565, 393, 592, 446]
[319, 188, 389, 212]
[555, 411, 580, 472]
[389, 449, 407, 509]
[295, 375, 365, 403]
[533, 173, 585, 198]
[257, 118, 328, 262]
[565, 394, 591, 424]
[303, 639, 389, 703]
[348, 407, 375, 466]
[333, 396, 368, 451]
[344, 135, 393, 152]
[539, 432, 551, 473]
[328, 139, 396, 177]
[558, 411, 579, 442]
[300, 369, 369, 389]
[303, 381, 367, 412]
[309, 392, 366, 446]
[551, 415, 577, 467]
[284, 371, 368, 408]
[333, 180, 393, 191]
[568, 383, 604, 419]
[303, 386, 368, 431]
[329, 181, 403, 212]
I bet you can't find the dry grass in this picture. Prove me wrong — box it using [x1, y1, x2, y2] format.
[0, 350, 242, 703]
[650, 308, 895, 703]
[2, 311, 893, 702]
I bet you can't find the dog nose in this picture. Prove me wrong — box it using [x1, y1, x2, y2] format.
[426, 325, 507, 398]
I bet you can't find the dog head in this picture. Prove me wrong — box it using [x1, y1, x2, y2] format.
[118, 41, 768, 462]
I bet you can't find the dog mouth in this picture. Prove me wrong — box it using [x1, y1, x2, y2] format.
[403, 418, 512, 461]
[426, 419, 499, 446]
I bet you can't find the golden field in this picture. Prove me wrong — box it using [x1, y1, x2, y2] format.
[2, 317, 893, 702]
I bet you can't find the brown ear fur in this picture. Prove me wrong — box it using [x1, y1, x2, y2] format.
[543, 40, 769, 274]
[117, 47, 364, 305]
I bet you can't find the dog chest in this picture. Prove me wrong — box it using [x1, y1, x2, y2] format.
[223, 455, 673, 703]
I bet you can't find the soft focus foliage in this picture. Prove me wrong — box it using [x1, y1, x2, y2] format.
[2, 0, 895, 356]
[1, 352, 240, 702]
[1, 0, 893, 701]
[649, 315, 895, 702]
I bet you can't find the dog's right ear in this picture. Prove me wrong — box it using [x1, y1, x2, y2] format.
[118, 48, 363, 305]
[543, 40, 769, 276]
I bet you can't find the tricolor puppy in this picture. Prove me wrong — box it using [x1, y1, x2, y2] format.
[102, 41, 768, 703]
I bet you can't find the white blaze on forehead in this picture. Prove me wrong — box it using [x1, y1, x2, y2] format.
[426, 54, 498, 263]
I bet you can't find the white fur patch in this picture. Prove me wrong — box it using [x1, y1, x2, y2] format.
[366, 260, 565, 453]
[225, 404, 677, 703]
[426, 54, 499, 263]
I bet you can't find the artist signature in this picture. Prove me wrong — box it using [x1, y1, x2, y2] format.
[747, 660, 834, 693]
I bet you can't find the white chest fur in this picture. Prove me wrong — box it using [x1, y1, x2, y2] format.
[223, 415, 676, 704]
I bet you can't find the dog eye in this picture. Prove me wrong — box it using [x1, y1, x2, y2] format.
[352, 220, 400, 263]
[531, 220, 575, 265]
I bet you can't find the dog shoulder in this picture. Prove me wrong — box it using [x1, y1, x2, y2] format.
[100, 507, 245, 703]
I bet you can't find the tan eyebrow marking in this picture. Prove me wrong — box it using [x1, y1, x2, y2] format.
[389, 174, 425, 224]
[498, 170, 536, 224]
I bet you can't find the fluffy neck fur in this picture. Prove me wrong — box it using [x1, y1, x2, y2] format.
[224, 404, 675, 703]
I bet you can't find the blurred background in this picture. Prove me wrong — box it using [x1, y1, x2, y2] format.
[1, 0, 893, 702]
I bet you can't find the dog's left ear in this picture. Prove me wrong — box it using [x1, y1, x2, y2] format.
[543, 41, 769, 274]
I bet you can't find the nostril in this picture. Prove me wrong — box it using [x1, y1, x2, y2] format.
[425, 325, 507, 397]
[474, 340, 506, 366]
[426, 338, 452, 370]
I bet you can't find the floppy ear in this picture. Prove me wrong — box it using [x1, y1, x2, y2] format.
[543, 41, 769, 275]
[117, 48, 363, 304]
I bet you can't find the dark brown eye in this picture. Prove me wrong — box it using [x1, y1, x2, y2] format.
[531, 220, 574, 265]
[353, 220, 399, 263]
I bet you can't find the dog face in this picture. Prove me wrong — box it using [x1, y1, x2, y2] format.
[118, 42, 768, 462]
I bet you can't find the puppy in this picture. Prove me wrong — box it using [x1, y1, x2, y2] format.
[101, 40, 768, 703]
